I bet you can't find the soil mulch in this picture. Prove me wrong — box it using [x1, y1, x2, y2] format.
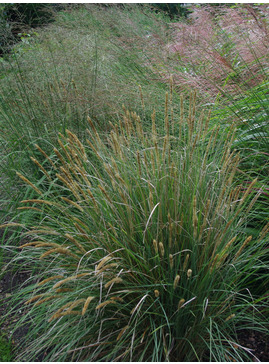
[0, 268, 32, 345]
[237, 329, 269, 362]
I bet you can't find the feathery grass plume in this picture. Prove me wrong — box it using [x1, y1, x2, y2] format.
[162, 135, 168, 161]
[104, 277, 123, 289]
[110, 296, 124, 302]
[173, 275, 180, 290]
[73, 222, 90, 239]
[25, 294, 47, 305]
[97, 263, 118, 275]
[233, 236, 252, 261]
[95, 300, 116, 310]
[187, 269, 192, 278]
[57, 136, 74, 164]
[35, 144, 56, 169]
[151, 109, 157, 142]
[159, 242, 164, 257]
[20, 241, 62, 249]
[210, 254, 220, 273]
[53, 273, 91, 289]
[48, 300, 76, 322]
[16, 172, 42, 195]
[198, 199, 211, 241]
[258, 221, 269, 242]
[65, 298, 86, 311]
[40, 248, 80, 260]
[117, 325, 129, 341]
[64, 233, 87, 254]
[55, 288, 73, 293]
[225, 314, 236, 322]
[82, 296, 96, 315]
[183, 253, 190, 271]
[56, 173, 81, 201]
[30, 157, 52, 181]
[178, 299, 185, 310]
[17, 206, 43, 212]
[50, 310, 82, 320]
[66, 129, 87, 159]
[169, 254, 173, 268]
[218, 236, 237, 263]
[0, 223, 24, 230]
[96, 256, 112, 271]
[33, 295, 59, 307]
[38, 275, 64, 286]
[61, 197, 84, 212]
[20, 199, 54, 206]
[98, 185, 113, 204]
[239, 179, 258, 206]
[153, 239, 158, 254]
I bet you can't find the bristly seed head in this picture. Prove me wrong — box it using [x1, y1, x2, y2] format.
[187, 269, 192, 278]
[104, 277, 123, 289]
[173, 274, 180, 289]
[178, 298, 185, 310]
[153, 239, 158, 254]
[183, 253, 190, 271]
[159, 242, 164, 257]
[169, 254, 173, 268]
[225, 313, 235, 322]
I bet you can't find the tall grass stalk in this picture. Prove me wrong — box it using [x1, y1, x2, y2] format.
[0, 4, 172, 218]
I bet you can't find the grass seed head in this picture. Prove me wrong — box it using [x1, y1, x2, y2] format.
[53, 273, 90, 289]
[183, 253, 190, 271]
[187, 269, 192, 278]
[16, 172, 42, 195]
[38, 275, 64, 286]
[169, 254, 174, 268]
[178, 298, 185, 310]
[104, 277, 123, 289]
[159, 242, 164, 257]
[173, 275, 180, 289]
[95, 300, 116, 310]
[40, 248, 80, 261]
[96, 256, 112, 271]
[117, 325, 129, 341]
[153, 239, 158, 254]
[225, 313, 235, 322]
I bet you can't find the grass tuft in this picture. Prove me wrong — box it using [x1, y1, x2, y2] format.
[5, 95, 268, 361]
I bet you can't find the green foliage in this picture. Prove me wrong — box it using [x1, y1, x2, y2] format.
[5, 95, 268, 361]
[4, 3, 55, 27]
[0, 334, 13, 361]
[151, 3, 191, 19]
[0, 3, 57, 55]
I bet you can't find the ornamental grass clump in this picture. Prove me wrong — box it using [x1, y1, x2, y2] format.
[5, 92, 268, 361]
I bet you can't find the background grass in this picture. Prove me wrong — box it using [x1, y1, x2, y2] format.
[0, 334, 13, 361]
